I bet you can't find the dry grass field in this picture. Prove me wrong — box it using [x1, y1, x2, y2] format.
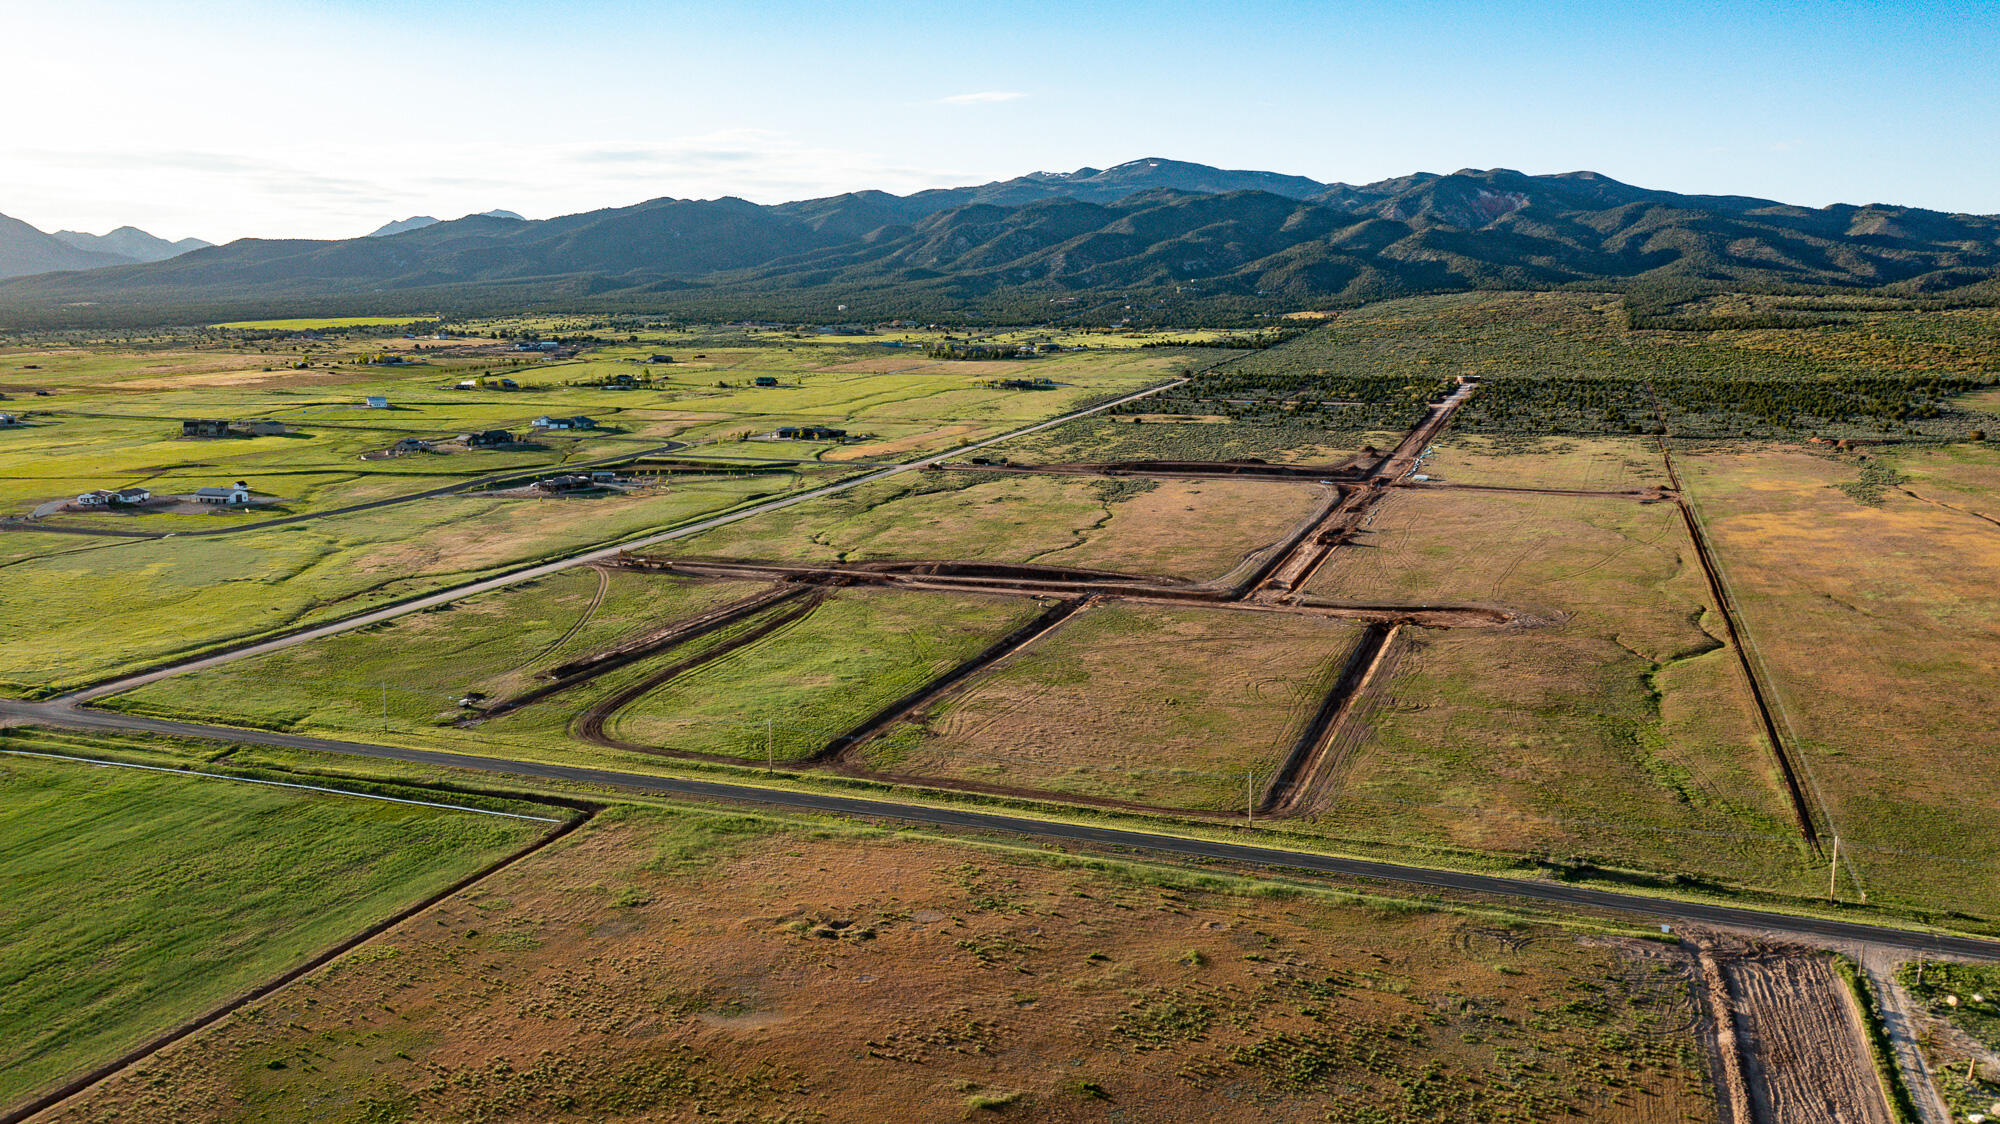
[1302, 485, 1819, 896]
[34, 808, 1717, 1124]
[864, 603, 1365, 811]
[1676, 441, 2000, 919]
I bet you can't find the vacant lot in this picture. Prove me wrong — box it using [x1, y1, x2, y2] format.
[0, 745, 548, 1112]
[605, 588, 1044, 762]
[658, 471, 1325, 584]
[108, 569, 764, 730]
[37, 808, 1716, 1124]
[0, 472, 815, 695]
[1677, 441, 2000, 921]
[867, 602, 1363, 811]
[1303, 486, 1817, 896]
[1411, 435, 1672, 492]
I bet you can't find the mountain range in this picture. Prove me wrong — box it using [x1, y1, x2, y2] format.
[0, 217, 210, 280]
[2, 158, 1997, 326]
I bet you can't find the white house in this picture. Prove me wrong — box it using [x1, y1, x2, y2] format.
[0, 413, 19, 426]
[76, 487, 150, 507]
[195, 481, 253, 505]
[532, 415, 598, 430]
[365, 395, 390, 409]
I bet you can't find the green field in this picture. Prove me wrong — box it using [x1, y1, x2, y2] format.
[0, 742, 550, 1110]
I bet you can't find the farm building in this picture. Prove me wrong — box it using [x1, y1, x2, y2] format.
[648, 354, 674, 364]
[590, 469, 618, 483]
[459, 430, 515, 447]
[532, 474, 593, 493]
[76, 487, 152, 506]
[194, 482, 252, 505]
[532, 415, 598, 430]
[0, 413, 18, 427]
[181, 419, 232, 438]
[365, 395, 390, 409]
[754, 376, 779, 387]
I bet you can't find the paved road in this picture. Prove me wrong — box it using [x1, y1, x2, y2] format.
[57, 379, 1186, 703]
[6, 699, 1995, 961]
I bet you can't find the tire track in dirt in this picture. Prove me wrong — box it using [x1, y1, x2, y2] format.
[508, 564, 611, 675]
[1718, 948, 1894, 1124]
[1260, 623, 1401, 816]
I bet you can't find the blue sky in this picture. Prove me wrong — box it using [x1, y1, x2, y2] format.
[5, 0, 1995, 240]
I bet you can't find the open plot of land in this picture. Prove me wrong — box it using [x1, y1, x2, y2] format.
[0, 747, 548, 1112]
[1302, 486, 1817, 896]
[602, 587, 1045, 762]
[1411, 435, 1674, 493]
[656, 471, 1326, 585]
[34, 806, 1717, 1124]
[107, 569, 765, 730]
[1717, 952, 1892, 1124]
[0, 471, 818, 695]
[1897, 958, 2000, 1118]
[1676, 442, 2000, 920]
[864, 602, 1365, 811]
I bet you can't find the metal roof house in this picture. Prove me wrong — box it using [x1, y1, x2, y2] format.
[76, 487, 151, 506]
[194, 482, 253, 505]
[532, 415, 598, 430]
[365, 395, 390, 409]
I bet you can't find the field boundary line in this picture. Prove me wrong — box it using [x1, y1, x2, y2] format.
[52, 376, 1188, 705]
[0, 803, 589, 1124]
[0, 749, 563, 822]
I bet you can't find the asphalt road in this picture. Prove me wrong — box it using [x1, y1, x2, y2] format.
[7, 698, 1996, 962]
[58, 378, 1186, 703]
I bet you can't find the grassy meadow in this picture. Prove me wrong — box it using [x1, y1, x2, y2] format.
[0, 740, 550, 1111]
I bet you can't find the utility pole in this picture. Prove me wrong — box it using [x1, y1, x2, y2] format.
[766, 718, 774, 773]
[1828, 835, 1840, 903]
[381, 682, 388, 733]
[1246, 771, 1255, 824]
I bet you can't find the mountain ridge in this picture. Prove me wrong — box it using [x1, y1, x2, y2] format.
[3, 160, 1997, 325]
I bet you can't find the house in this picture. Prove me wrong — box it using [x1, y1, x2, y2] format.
[754, 376, 779, 387]
[365, 396, 390, 409]
[532, 415, 598, 431]
[194, 481, 253, 505]
[0, 413, 18, 427]
[76, 487, 151, 507]
[390, 438, 433, 455]
[775, 425, 846, 441]
[648, 354, 675, 364]
[459, 430, 514, 448]
[532, 474, 592, 493]
[590, 469, 618, 483]
[181, 419, 232, 438]
[235, 420, 288, 436]
[775, 426, 801, 439]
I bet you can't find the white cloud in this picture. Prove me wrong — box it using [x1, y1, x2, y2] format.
[939, 91, 1028, 105]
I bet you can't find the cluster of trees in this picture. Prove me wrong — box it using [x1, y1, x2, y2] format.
[926, 343, 1034, 360]
[1455, 372, 1995, 438]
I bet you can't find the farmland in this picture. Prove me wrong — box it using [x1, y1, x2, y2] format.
[8, 296, 2000, 1120]
[32, 805, 1720, 1124]
[0, 740, 551, 1110]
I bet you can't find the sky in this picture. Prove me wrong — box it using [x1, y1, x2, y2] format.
[4, 0, 1997, 242]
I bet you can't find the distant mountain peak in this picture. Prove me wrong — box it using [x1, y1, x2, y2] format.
[366, 216, 440, 238]
[49, 225, 210, 263]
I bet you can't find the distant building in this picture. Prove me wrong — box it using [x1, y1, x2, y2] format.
[532, 474, 593, 493]
[365, 395, 390, 409]
[76, 487, 151, 507]
[390, 438, 433, 454]
[754, 376, 779, 387]
[532, 415, 598, 431]
[194, 482, 252, 505]
[459, 430, 515, 448]
[0, 413, 18, 427]
[181, 419, 232, 438]
[589, 469, 618, 483]
[235, 420, 288, 436]
[775, 425, 846, 441]
[648, 354, 675, 364]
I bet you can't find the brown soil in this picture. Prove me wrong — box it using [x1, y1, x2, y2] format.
[29, 813, 1717, 1124]
[1715, 948, 1892, 1124]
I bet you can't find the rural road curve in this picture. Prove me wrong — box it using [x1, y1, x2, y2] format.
[56, 378, 1186, 703]
[6, 698, 1996, 962]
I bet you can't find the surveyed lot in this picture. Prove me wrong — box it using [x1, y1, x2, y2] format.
[0, 743, 549, 1112]
[1677, 441, 2000, 920]
[1301, 476, 1820, 899]
[38, 807, 1717, 1124]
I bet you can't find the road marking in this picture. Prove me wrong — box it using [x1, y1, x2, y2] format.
[0, 749, 564, 823]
